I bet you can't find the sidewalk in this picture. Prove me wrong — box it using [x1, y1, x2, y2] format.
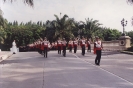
[0, 51, 13, 62]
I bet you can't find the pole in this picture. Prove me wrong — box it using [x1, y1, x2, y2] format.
[121, 18, 127, 36]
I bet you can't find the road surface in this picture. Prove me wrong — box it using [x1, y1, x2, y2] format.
[0, 50, 133, 88]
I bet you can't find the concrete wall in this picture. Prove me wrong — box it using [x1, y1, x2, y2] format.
[101, 40, 125, 51]
[87, 41, 122, 51]
[77, 40, 127, 51]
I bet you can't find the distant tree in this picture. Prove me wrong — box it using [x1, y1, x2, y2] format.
[127, 31, 133, 43]
[37, 21, 40, 26]
[40, 21, 42, 26]
[101, 27, 121, 41]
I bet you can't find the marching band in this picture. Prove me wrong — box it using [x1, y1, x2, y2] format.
[29, 37, 93, 57]
[27, 36, 102, 66]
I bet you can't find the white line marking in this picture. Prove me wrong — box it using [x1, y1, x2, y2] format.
[42, 61, 45, 88]
[72, 54, 133, 86]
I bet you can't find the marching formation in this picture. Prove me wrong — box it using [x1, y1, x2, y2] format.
[28, 36, 103, 66]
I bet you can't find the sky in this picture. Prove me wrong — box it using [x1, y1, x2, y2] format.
[0, 0, 133, 32]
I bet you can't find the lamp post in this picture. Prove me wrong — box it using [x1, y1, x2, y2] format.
[121, 18, 127, 36]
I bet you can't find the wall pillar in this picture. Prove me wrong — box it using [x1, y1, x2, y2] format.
[119, 36, 131, 49]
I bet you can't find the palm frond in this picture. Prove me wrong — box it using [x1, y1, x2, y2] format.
[54, 14, 60, 22]
[3, 0, 34, 6]
[61, 14, 68, 23]
[127, 0, 133, 4]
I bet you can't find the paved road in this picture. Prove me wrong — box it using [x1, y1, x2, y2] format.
[0, 50, 133, 88]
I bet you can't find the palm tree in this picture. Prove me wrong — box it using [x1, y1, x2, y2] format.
[71, 21, 80, 38]
[0, 8, 4, 25]
[52, 14, 75, 40]
[82, 18, 102, 39]
[0, 24, 7, 50]
[3, 0, 34, 6]
[0, 12, 7, 47]
[0, 27, 6, 43]
[0, 15, 5, 28]
[71, 21, 85, 39]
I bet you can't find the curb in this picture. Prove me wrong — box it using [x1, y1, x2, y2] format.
[120, 51, 133, 55]
[0, 52, 13, 62]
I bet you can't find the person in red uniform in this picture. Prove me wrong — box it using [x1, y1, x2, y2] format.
[48, 42, 51, 51]
[37, 40, 40, 53]
[34, 42, 36, 51]
[41, 39, 44, 55]
[73, 38, 78, 53]
[36, 42, 38, 51]
[57, 38, 62, 54]
[62, 38, 67, 57]
[54, 41, 58, 50]
[94, 36, 103, 66]
[68, 38, 73, 52]
[87, 38, 91, 52]
[38, 39, 42, 54]
[81, 37, 86, 56]
[43, 37, 49, 58]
